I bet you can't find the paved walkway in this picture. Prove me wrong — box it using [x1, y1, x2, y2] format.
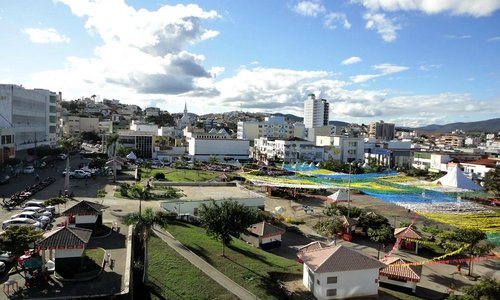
[152, 226, 258, 300]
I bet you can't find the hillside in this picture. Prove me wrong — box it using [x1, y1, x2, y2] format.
[415, 118, 500, 133]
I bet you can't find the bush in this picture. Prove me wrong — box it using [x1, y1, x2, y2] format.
[96, 188, 106, 198]
[154, 172, 166, 180]
[119, 183, 130, 197]
[289, 219, 305, 225]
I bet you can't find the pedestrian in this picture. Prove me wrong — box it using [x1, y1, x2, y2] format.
[58, 190, 62, 197]
[457, 264, 461, 273]
[106, 252, 111, 265]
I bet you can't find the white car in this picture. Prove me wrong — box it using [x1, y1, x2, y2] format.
[11, 211, 51, 226]
[23, 166, 35, 174]
[2, 218, 43, 230]
[58, 153, 68, 160]
[23, 200, 56, 214]
[23, 207, 53, 219]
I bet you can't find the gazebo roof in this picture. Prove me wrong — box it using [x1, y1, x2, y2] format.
[63, 200, 105, 216]
[394, 226, 422, 240]
[247, 221, 285, 238]
[380, 257, 422, 282]
[37, 226, 92, 249]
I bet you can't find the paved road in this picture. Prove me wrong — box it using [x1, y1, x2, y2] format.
[152, 226, 259, 300]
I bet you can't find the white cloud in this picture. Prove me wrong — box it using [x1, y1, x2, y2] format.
[292, 0, 325, 17]
[351, 63, 409, 83]
[487, 36, 500, 42]
[341, 56, 362, 65]
[363, 12, 400, 42]
[324, 12, 351, 29]
[419, 64, 441, 71]
[32, 0, 219, 97]
[445, 34, 471, 39]
[22, 27, 70, 43]
[358, 0, 500, 17]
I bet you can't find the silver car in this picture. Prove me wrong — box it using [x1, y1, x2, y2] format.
[11, 211, 51, 226]
[23, 200, 56, 214]
[23, 207, 53, 219]
[2, 218, 43, 230]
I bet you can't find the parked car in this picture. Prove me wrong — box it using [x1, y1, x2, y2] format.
[23, 166, 35, 174]
[0, 175, 10, 184]
[62, 169, 91, 179]
[0, 261, 5, 273]
[58, 153, 67, 160]
[11, 211, 51, 226]
[23, 200, 56, 214]
[0, 252, 16, 263]
[2, 218, 43, 230]
[23, 207, 53, 219]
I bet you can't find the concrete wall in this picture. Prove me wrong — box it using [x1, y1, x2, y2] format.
[55, 248, 85, 259]
[76, 215, 98, 224]
[380, 276, 417, 293]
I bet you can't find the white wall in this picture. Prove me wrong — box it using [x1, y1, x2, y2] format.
[189, 138, 250, 161]
[313, 268, 380, 300]
[55, 248, 85, 258]
[262, 235, 282, 244]
[162, 197, 265, 215]
[76, 215, 98, 224]
[380, 275, 417, 292]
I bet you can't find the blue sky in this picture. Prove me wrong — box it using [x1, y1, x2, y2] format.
[1, 0, 499, 127]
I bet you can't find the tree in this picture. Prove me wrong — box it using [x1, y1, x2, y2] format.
[125, 207, 176, 283]
[358, 212, 390, 232]
[314, 217, 343, 245]
[324, 203, 364, 218]
[484, 166, 500, 196]
[458, 276, 500, 300]
[58, 137, 78, 193]
[0, 226, 44, 255]
[209, 155, 218, 164]
[368, 225, 394, 259]
[199, 200, 258, 256]
[440, 228, 494, 276]
[106, 133, 119, 182]
[45, 197, 68, 214]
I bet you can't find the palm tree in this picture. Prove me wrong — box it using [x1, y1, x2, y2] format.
[124, 208, 175, 283]
[57, 137, 78, 193]
[105, 133, 119, 182]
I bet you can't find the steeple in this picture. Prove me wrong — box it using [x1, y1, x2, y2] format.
[183, 101, 188, 117]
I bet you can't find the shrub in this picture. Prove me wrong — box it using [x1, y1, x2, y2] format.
[96, 188, 106, 198]
[119, 183, 130, 197]
[154, 172, 166, 180]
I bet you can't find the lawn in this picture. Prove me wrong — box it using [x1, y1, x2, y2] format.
[142, 167, 220, 182]
[148, 235, 237, 300]
[165, 222, 303, 300]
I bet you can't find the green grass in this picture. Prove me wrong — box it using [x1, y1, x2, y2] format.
[84, 248, 105, 265]
[141, 168, 220, 182]
[379, 287, 426, 300]
[165, 222, 303, 300]
[148, 235, 237, 300]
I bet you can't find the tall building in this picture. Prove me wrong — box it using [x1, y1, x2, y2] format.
[0, 84, 58, 157]
[303, 94, 329, 129]
[237, 115, 306, 142]
[368, 120, 395, 141]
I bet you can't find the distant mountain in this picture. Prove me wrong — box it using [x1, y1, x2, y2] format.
[414, 118, 500, 133]
[329, 120, 350, 127]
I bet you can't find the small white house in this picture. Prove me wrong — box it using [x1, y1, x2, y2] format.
[299, 245, 385, 300]
[62, 200, 105, 229]
[241, 221, 286, 250]
[379, 257, 422, 293]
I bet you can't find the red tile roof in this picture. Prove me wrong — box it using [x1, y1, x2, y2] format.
[37, 226, 92, 249]
[298, 241, 330, 253]
[394, 226, 421, 240]
[299, 245, 385, 273]
[462, 159, 498, 168]
[380, 257, 422, 282]
[247, 221, 285, 238]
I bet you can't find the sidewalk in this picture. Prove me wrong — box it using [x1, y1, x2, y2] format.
[152, 226, 259, 300]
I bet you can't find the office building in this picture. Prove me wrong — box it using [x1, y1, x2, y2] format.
[304, 94, 329, 129]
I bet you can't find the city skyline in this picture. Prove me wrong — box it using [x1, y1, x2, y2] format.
[0, 0, 499, 127]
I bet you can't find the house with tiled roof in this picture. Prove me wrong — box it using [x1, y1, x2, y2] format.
[37, 226, 93, 274]
[379, 257, 422, 293]
[298, 245, 385, 300]
[296, 241, 330, 263]
[240, 221, 286, 250]
[394, 226, 422, 254]
[461, 158, 499, 181]
[62, 200, 105, 229]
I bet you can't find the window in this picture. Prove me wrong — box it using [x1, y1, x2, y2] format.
[327, 276, 337, 284]
[326, 289, 337, 296]
[316, 279, 320, 285]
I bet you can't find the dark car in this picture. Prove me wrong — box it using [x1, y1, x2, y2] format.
[0, 175, 10, 184]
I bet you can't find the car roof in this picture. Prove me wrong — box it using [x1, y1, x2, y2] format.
[14, 211, 37, 216]
[23, 206, 44, 211]
[5, 218, 37, 223]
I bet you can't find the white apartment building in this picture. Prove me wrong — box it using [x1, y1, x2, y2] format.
[130, 120, 158, 133]
[61, 116, 99, 136]
[368, 121, 395, 141]
[0, 84, 58, 156]
[316, 136, 364, 163]
[306, 125, 336, 142]
[237, 115, 305, 141]
[303, 94, 329, 129]
[186, 128, 250, 162]
[254, 137, 324, 163]
[144, 107, 160, 117]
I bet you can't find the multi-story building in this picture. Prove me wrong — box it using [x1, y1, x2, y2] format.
[61, 116, 99, 136]
[0, 84, 58, 157]
[144, 107, 160, 117]
[185, 128, 250, 162]
[436, 135, 465, 148]
[368, 121, 395, 141]
[316, 136, 364, 163]
[303, 94, 329, 129]
[364, 141, 412, 169]
[253, 137, 324, 164]
[115, 131, 154, 158]
[237, 115, 306, 142]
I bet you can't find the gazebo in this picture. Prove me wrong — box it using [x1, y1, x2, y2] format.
[394, 226, 422, 254]
[379, 257, 422, 293]
[62, 200, 105, 230]
[36, 226, 92, 274]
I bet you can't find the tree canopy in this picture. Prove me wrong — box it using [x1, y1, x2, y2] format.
[199, 200, 258, 256]
[0, 226, 44, 255]
[314, 217, 343, 244]
[484, 166, 500, 196]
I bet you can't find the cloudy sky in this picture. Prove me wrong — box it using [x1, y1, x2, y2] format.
[1, 0, 499, 127]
